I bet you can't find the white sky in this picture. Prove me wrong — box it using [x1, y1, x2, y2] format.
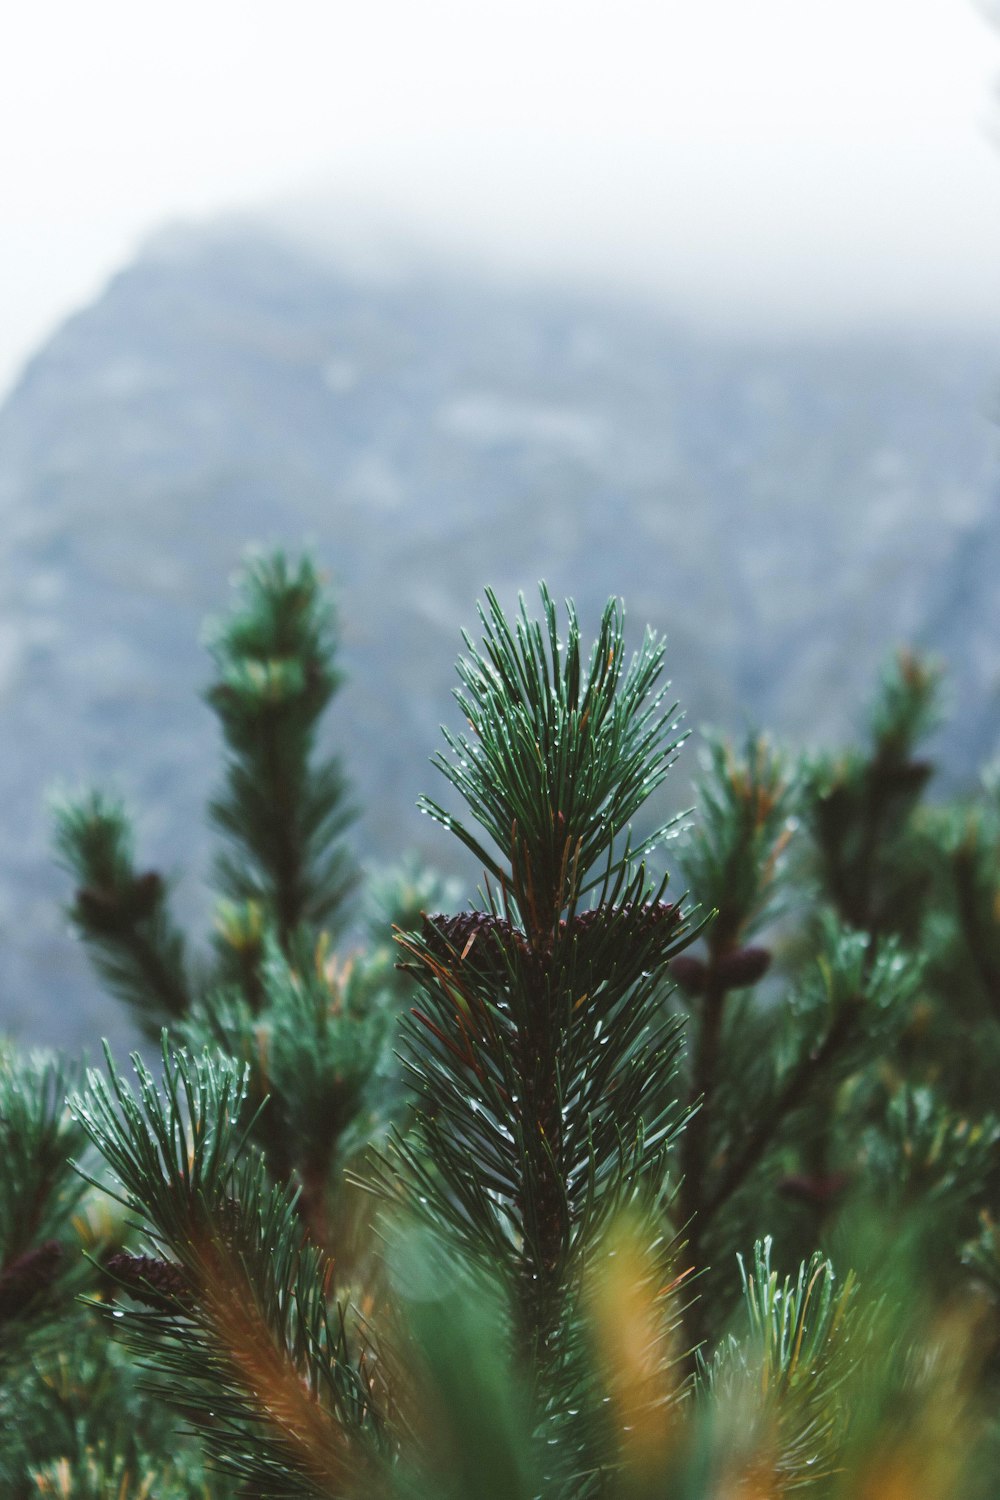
[1, 1, 998, 397]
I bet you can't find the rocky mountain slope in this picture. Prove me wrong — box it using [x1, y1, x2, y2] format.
[0, 221, 997, 1048]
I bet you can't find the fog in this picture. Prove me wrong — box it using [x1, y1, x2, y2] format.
[2, 0, 998, 398]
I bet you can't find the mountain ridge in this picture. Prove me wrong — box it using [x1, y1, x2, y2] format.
[0, 220, 997, 1049]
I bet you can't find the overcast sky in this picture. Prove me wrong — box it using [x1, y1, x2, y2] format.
[1, 1, 998, 397]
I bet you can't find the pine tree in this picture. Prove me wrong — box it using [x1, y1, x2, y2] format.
[3, 561, 1000, 1495]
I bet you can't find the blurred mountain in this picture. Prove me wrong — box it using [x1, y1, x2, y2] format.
[0, 219, 998, 1048]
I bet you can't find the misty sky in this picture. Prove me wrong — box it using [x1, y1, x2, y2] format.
[2, 1, 998, 398]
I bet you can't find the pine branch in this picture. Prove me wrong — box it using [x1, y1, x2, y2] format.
[804, 650, 941, 940]
[419, 585, 686, 918]
[205, 551, 358, 951]
[370, 587, 700, 1444]
[71, 1040, 385, 1498]
[702, 1237, 861, 1492]
[53, 791, 193, 1036]
[674, 734, 796, 1341]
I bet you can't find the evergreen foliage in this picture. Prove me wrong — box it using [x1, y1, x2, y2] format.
[71, 1041, 384, 1497]
[4, 556, 1000, 1495]
[54, 792, 193, 1032]
[370, 590, 698, 1385]
[52, 553, 395, 1262]
[204, 553, 357, 950]
[55, 551, 357, 1040]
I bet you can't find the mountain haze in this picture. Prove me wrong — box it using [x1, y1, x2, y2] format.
[0, 220, 997, 1048]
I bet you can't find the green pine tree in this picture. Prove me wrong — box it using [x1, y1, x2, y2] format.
[2, 561, 998, 1496]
